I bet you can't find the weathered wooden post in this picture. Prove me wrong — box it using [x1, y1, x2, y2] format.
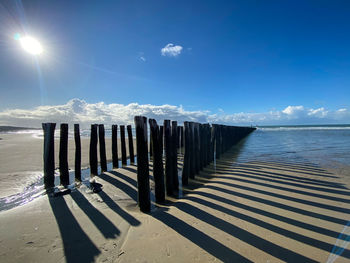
[59, 123, 69, 186]
[127, 125, 135, 164]
[134, 116, 151, 212]
[42, 123, 56, 190]
[149, 130, 153, 158]
[182, 122, 190, 185]
[89, 124, 98, 176]
[149, 119, 165, 203]
[74, 124, 81, 182]
[194, 123, 200, 174]
[159, 125, 164, 155]
[176, 126, 180, 149]
[171, 121, 179, 191]
[206, 124, 211, 165]
[210, 124, 215, 162]
[98, 124, 107, 172]
[120, 125, 127, 165]
[112, 125, 119, 169]
[189, 122, 195, 178]
[164, 120, 173, 195]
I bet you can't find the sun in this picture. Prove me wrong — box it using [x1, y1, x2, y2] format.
[15, 34, 43, 55]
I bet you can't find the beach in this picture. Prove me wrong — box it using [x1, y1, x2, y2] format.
[0, 127, 350, 262]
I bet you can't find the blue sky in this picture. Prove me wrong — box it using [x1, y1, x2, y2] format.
[0, 0, 349, 125]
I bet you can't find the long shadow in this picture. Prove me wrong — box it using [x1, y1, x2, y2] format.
[198, 184, 348, 225]
[228, 166, 348, 189]
[97, 191, 140, 226]
[202, 172, 350, 205]
[152, 208, 253, 262]
[109, 170, 137, 188]
[214, 170, 350, 196]
[220, 162, 337, 178]
[249, 160, 334, 174]
[218, 157, 333, 174]
[197, 176, 350, 214]
[184, 195, 350, 258]
[122, 166, 137, 174]
[189, 189, 349, 240]
[48, 196, 100, 263]
[98, 172, 137, 201]
[70, 191, 120, 239]
[173, 201, 318, 262]
[216, 157, 336, 173]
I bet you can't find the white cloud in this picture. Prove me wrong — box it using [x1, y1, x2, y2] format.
[139, 56, 146, 62]
[161, 43, 183, 57]
[0, 99, 349, 128]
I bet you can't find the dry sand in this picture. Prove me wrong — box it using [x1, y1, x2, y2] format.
[1, 149, 350, 262]
[0, 133, 136, 197]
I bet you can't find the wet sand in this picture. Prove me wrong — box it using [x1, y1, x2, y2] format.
[0, 148, 350, 262]
[0, 133, 136, 198]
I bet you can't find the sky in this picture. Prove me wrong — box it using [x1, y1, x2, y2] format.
[0, 0, 349, 127]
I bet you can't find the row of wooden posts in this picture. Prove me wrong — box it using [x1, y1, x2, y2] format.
[42, 117, 255, 212]
[135, 117, 255, 212]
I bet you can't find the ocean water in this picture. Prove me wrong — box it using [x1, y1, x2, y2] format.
[0, 124, 349, 211]
[232, 125, 350, 173]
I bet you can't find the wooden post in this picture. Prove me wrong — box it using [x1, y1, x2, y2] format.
[112, 125, 119, 168]
[176, 126, 180, 149]
[134, 116, 151, 212]
[120, 125, 127, 165]
[206, 124, 211, 165]
[210, 124, 215, 162]
[189, 122, 195, 178]
[127, 125, 135, 164]
[74, 124, 81, 182]
[149, 130, 153, 158]
[149, 119, 165, 203]
[194, 123, 200, 174]
[59, 123, 69, 186]
[42, 123, 56, 189]
[163, 120, 173, 195]
[159, 125, 163, 155]
[89, 124, 98, 176]
[182, 122, 190, 185]
[98, 124, 107, 172]
[171, 121, 179, 191]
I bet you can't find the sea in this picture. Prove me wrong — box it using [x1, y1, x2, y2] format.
[0, 124, 349, 211]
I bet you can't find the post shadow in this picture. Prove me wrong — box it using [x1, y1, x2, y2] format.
[183, 195, 350, 257]
[48, 196, 100, 263]
[98, 172, 137, 201]
[69, 190, 120, 239]
[202, 174, 350, 207]
[198, 183, 348, 225]
[173, 201, 318, 262]
[228, 165, 348, 189]
[97, 191, 140, 226]
[187, 189, 350, 241]
[151, 208, 252, 263]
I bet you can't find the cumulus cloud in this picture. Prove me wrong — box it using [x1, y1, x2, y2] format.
[161, 43, 183, 57]
[0, 99, 349, 128]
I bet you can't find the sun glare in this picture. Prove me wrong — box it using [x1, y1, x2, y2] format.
[17, 35, 43, 55]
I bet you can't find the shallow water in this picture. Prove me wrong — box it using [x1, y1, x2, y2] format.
[233, 126, 350, 170]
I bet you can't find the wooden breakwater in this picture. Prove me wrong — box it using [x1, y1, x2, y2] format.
[42, 118, 255, 211]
